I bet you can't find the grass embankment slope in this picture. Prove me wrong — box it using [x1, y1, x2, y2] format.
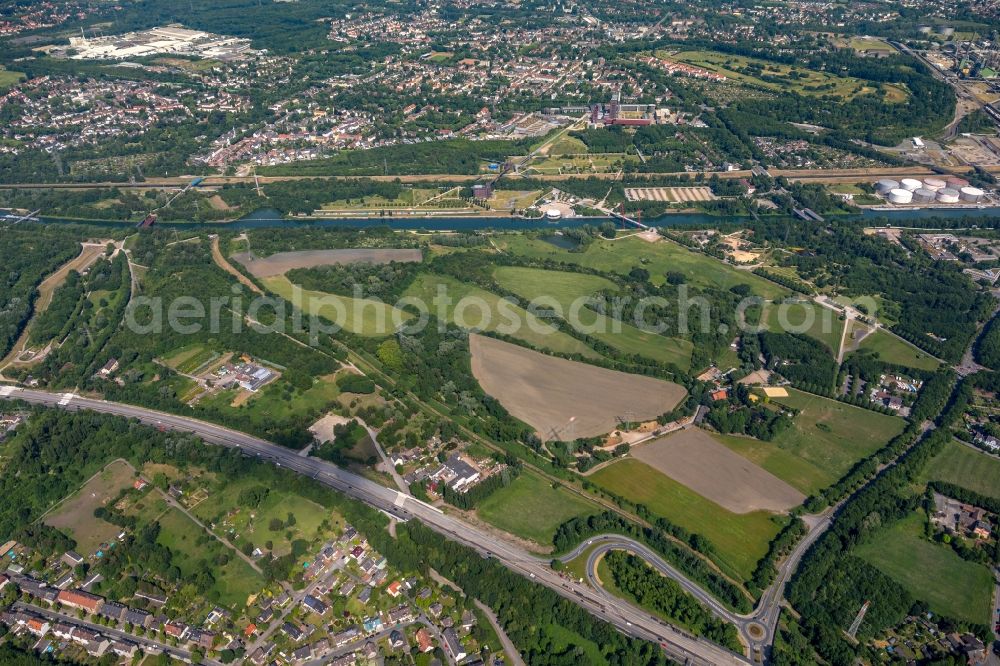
[498, 235, 788, 300]
[493, 266, 694, 369]
[405, 272, 598, 357]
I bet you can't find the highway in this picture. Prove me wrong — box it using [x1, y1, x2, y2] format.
[558, 509, 834, 661]
[0, 387, 749, 666]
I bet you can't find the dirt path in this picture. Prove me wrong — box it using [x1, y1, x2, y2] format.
[474, 599, 527, 666]
[0, 241, 108, 373]
[211, 235, 262, 294]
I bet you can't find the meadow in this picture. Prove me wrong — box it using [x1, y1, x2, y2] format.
[920, 440, 1000, 500]
[44, 459, 137, 555]
[404, 272, 598, 356]
[493, 266, 694, 368]
[854, 512, 993, 624]
[722, 389, 907, 495]
[590, 458, 785, 581]
[857, 328, 942, 371]
[476, 470, 598, 546]
[666, 49, 906, 103]
[261, 274, 409, 336]
[498, 234, 788, 300]
[762, 300, 844, 356]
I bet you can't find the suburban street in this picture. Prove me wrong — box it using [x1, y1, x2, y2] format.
[0, 386, 751, 666]
[12, 601, 218, 665]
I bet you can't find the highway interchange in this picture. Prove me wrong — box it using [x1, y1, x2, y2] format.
[0, 386, 832, 665]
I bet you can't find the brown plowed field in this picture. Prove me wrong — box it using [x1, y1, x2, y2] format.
[469, 333, 686, 441]
[632, 428, 805, 513]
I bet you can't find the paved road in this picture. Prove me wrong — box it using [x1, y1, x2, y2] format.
[13, 601, 217, 664]
[559, 510, 834, 663]
[0, 387, 749, 666]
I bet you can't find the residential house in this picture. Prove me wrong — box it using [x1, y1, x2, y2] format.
[302, 594, 328, 615]
[415, 627, 434, 653]
[57, 589, 104, 614]
[443, 627, 467, 660]
[282, 621, 305, 642]
[122, 608, 151, 628]
[98, 601, 126, 622]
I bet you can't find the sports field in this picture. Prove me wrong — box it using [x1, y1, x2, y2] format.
[631, 429, 805, 513]
[44, 459, 137, 555]
[725, 389, 907, 494]
[855, 512, 993, 624]
[493, 266, 693, 368]
[470, 334, 686, 440]
[858, 328, 941, 371]
[590, 458, 784, 580]
[498, 235, 787, 299]
[404, 272, 596, 357]
[762, 300, 844, 355]
[921, 439, 1000, 500]
[476, 470, 597, 545]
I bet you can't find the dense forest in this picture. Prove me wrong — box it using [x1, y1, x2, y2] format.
[0, 228, 80, 360]
[602, 550, 742, 651]
[750, 218, 993, 363]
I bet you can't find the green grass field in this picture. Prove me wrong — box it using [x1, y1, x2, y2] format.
[724, 389, 906, 494]
[762, 300, 844, 356]
[921, 440, 1000, 500]
[262, 274, 409, 336]
[156, 508, 266, 607]
[589, 459, 784, 580]
[857, 329, 941, 371]
[0, 69, 24, 91]
[666, 50, 900, 102]
[548, 135, 589, 156]
[44, 460, 137, 555]
[539, 622, 608, 665]
[476, 471, 598, 545]
[404, 272, 598, 357]
[498, 235, 788, 300]
[196, 373, 342, 429]
[493, 266, 693, 368]
[855, 512, 993, 624]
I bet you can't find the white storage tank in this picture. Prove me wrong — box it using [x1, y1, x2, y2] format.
[936, 188, 960, 203]
[912, 188, 936, 203]
[887, 188, 913, 204]
[900, 178, 922, 192]
[923, 177, 947, 191]
[875, 179, 899, 194]
[960, 186, 985, 202]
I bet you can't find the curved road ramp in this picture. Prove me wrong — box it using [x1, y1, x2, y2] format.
[469, 333, 686, 441]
